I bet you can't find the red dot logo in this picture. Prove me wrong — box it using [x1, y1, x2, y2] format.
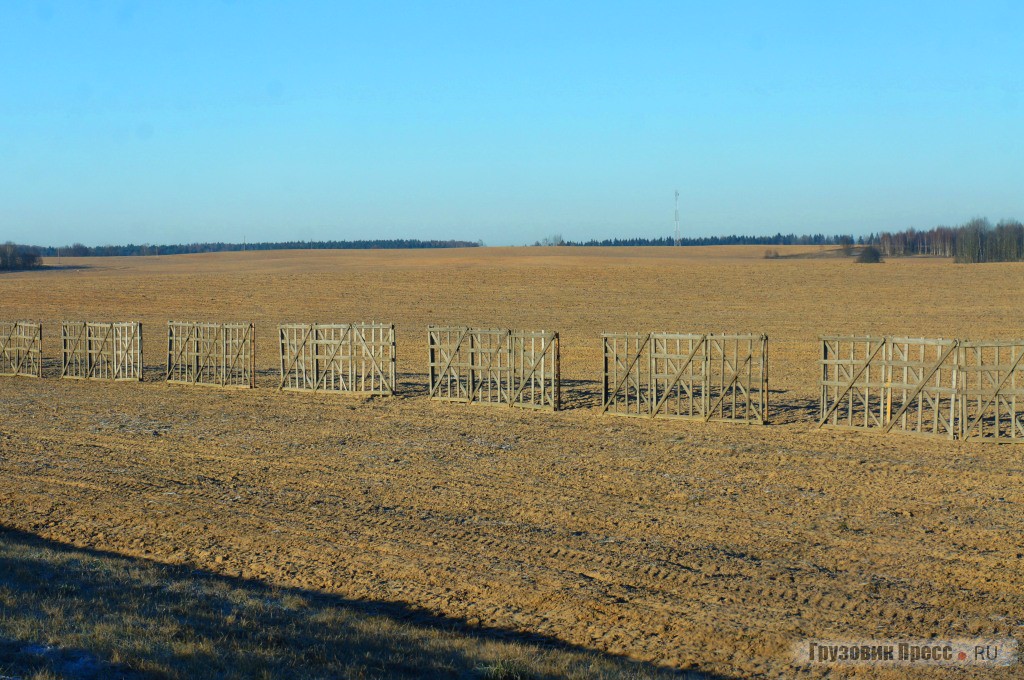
[958, 651, 968, 661]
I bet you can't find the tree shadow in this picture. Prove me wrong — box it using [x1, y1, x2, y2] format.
[0, 526, 731, 680]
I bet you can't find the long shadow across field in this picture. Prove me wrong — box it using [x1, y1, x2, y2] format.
[0, 526, 729, 680]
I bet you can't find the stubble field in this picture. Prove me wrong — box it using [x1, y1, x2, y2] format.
[1, 246, 1022, 678]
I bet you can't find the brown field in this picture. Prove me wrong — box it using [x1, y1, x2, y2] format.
[1, 246, 1023, 678]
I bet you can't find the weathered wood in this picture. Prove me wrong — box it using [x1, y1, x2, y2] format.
[466, 330, 508, 403]
[0, 321, 43, 378]
[818, 335, 1024, 442]
[883, 338, 958, 438]
[958, 340, 1024, 442]
[704, 347, 752, 421]
[60, 321, 143, 381]
[509, 330, 559, 410]
[650, 334, 706, 417]
[278, 322, 395, 395]
[166, 321, 254, 388]
[602, 333, 651, 414]
[603, 332, 768, 424]
[603, 332, 656, 416]
[428, 327, 471, 399]
[818, 337, 887, 427]
[705, 335, 768, 423]
[427, 326, 560, 411]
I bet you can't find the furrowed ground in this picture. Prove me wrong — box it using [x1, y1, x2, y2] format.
[0, 246, 1022, 678]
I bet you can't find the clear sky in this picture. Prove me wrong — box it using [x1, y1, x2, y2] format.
[2, 1, 1021, 247]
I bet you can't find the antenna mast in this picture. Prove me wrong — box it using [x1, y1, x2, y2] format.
[674, 190, 681, 246]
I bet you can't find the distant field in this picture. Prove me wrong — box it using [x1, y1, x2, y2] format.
[8, 244, 1024, 396]
[1, 246, 1022, 678]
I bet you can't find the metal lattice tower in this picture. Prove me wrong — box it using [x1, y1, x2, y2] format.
[674, 190, 681, 246]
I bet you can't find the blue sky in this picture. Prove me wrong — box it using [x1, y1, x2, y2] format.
[1, 1, 1021, 247]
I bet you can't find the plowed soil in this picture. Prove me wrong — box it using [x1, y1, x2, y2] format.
[1, 246, 1022, 678]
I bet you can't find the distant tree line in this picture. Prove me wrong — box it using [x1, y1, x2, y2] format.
[17, 218, 1024, 264]
[555, 217, 1024, 264]
[34, 239, 482, 257]
[558, 233, 853, 247]
[0, 243, 42, 271]
[866, 218, 1024, 263]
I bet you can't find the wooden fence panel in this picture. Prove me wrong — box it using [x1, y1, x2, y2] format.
[427, 326, 474, 403]
[884, 337, 959, 439]
[958, 340, 1024, 442]
[468, 328, 512, 406]
[818, 336, 887, 430]
[650, 333, 707, 420]
[166, 321, 255, 388]
[704, 334, 769, 423]
[428, 326, 559, 410]
[818, 335, 1024, 442]
[279, 322, 395, 395]
[602, 332, 768, 424]
[510, 330, 559, 410]
[0, 321, 43, 378]
[61, 321, 143, 381]
[602, 333, 653, 416]
[819, 336, 958, 438]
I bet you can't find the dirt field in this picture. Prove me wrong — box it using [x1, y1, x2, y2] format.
[1, 246, 1023, 678]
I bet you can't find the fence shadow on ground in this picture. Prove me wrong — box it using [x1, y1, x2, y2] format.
[559, 378, 603, 410]
[764, 391, 820, 425]
[392, 373, 603, 411]
[0, 526, 727, 680]
[46, 366, 824, 426]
